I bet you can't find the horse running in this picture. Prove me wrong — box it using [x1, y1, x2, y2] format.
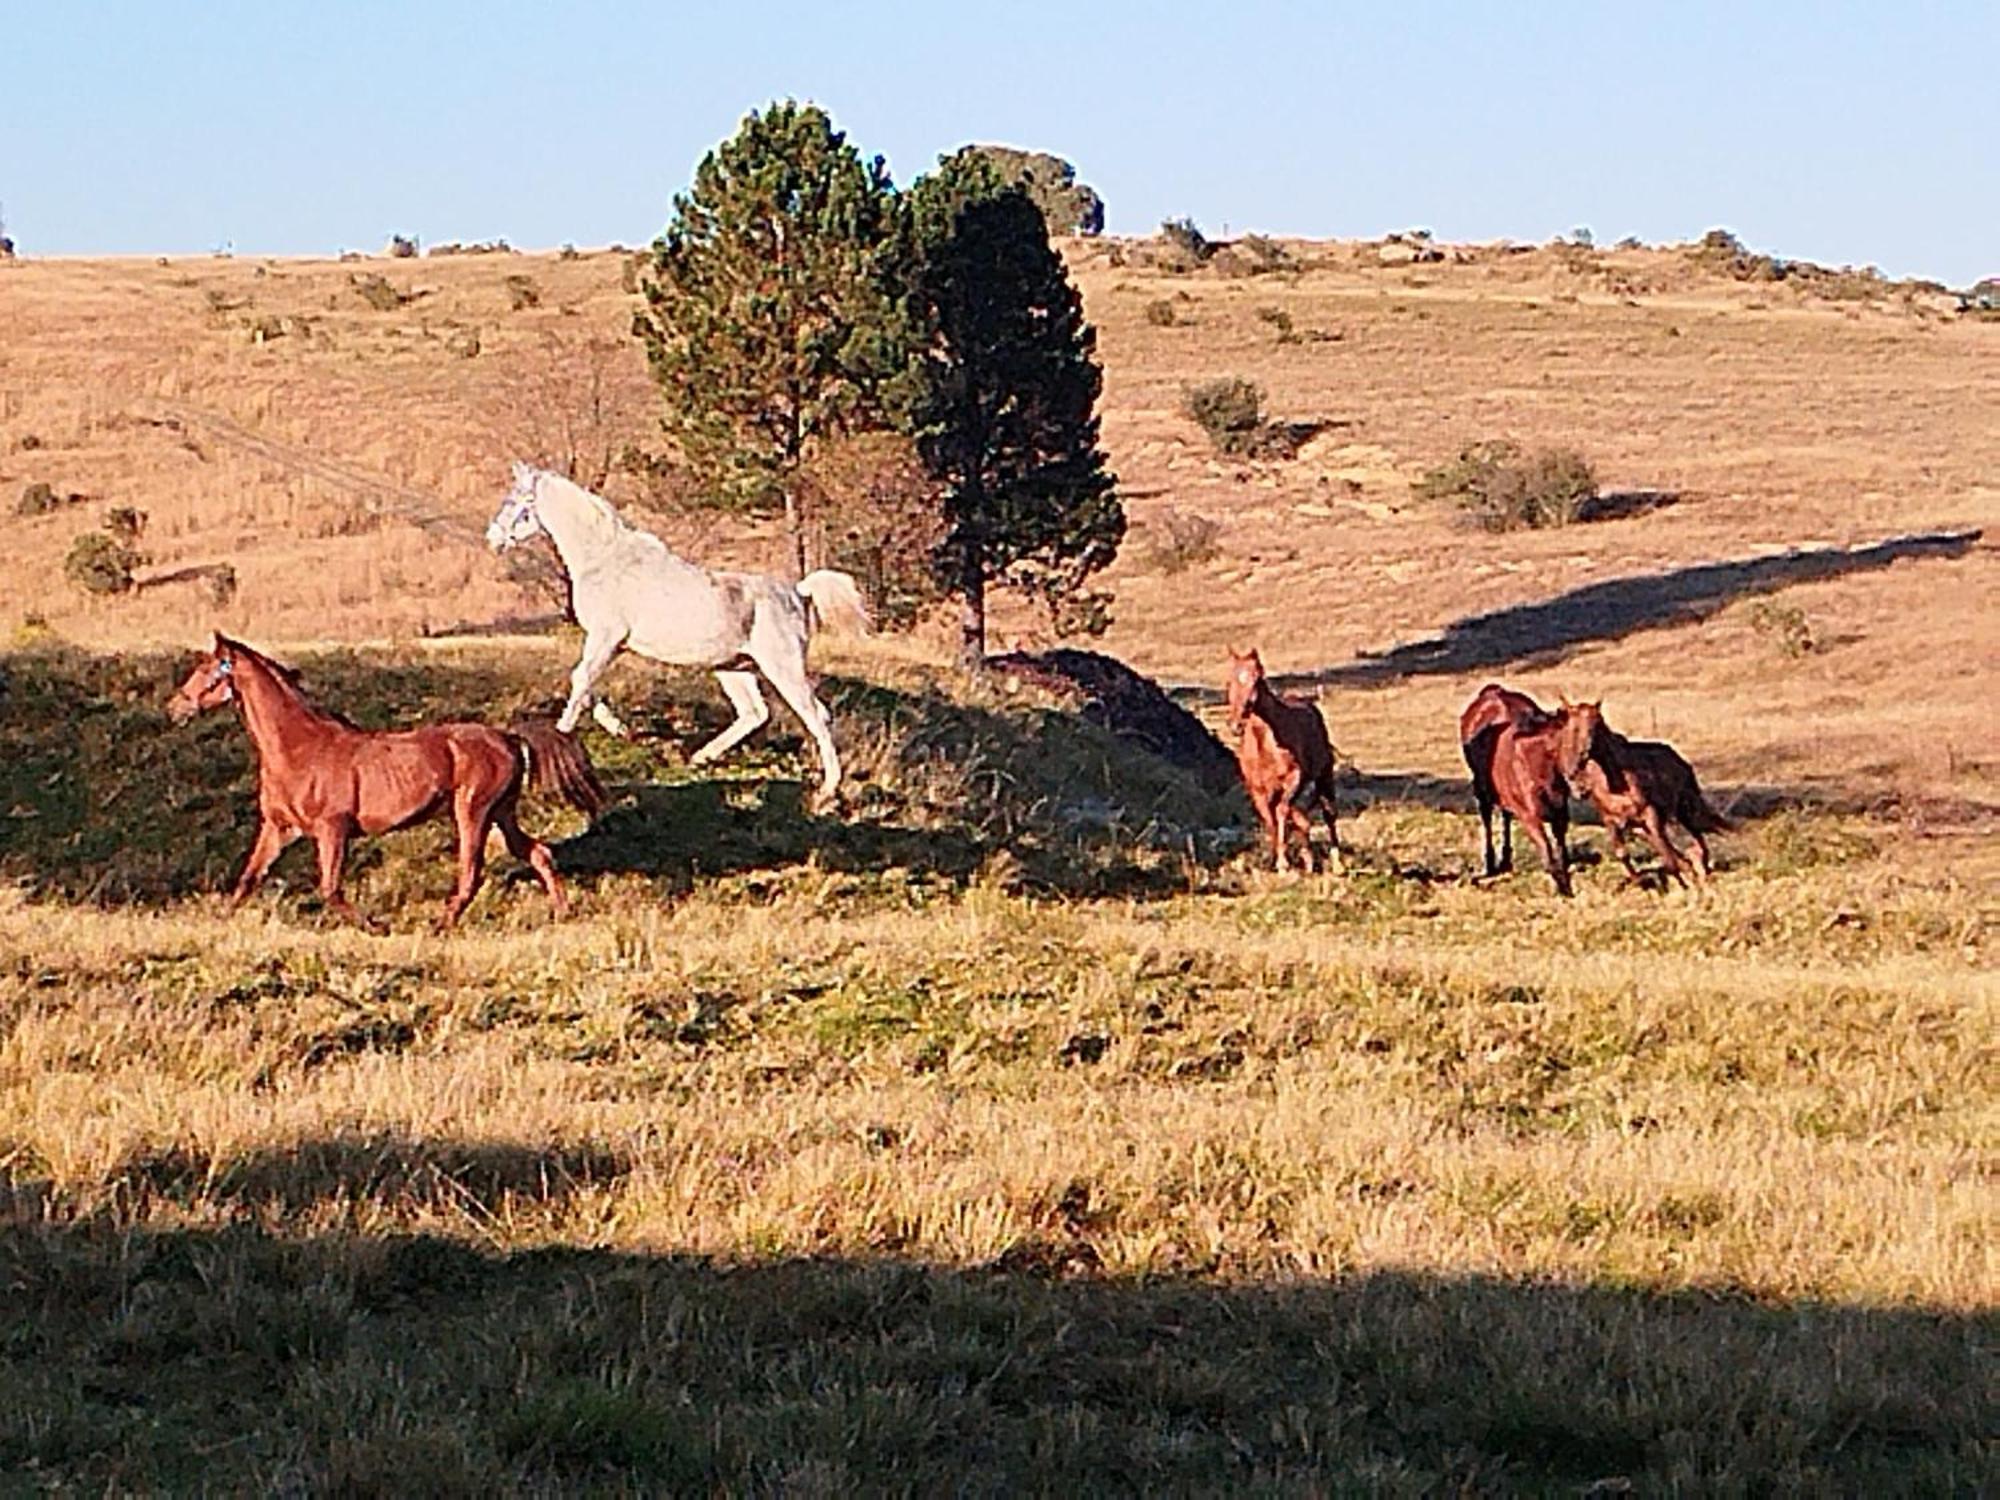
[1225, 648, 1342, 873]
[485, 465, 871, 809]
[1459, 682, 1554, 877]
[1556, 700, 1730, 886]
[167, 635, 605, 927]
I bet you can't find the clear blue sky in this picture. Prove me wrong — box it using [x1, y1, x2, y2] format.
[7, 2, 1995, 284]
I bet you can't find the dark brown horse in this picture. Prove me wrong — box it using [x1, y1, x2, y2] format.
[1459, 683, 1554, 877]
[1225, 647, 1342, 873]
[167, 635, 605, 927]
[1556, 701, 1730, 886]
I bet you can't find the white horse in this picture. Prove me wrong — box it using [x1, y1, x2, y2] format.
[485, 464, 870, 807]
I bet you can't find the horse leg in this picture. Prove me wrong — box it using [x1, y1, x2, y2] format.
[1288, 803, 1317, 874]
[1524, 810, 1571, 898]
[1475, 791, 1497, 877]
[1636, 807, 1692, 889]
[557, 629, 625, 735]
[754, 639, 844, 811]
[1685, 825, 1714, 882]
[439, 789, 493, 928]
[496, 796, 569, 920]
[689, 670, 770, 769]
[591, 701, 633, 740]
[228, 817, 295, 908]
[1500, 809, 1514, 873]
[311, 820, 374, 929]
[1317, 772, 1343, 873]
[1606, 822, 1644, 882]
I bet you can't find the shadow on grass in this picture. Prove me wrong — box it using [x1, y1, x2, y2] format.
[1181, 529, 1982, 693]
[0, 649, 1231, 908]
[0, 1171, 1986, 1492]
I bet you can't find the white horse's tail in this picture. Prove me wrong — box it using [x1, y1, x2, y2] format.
[796, 569, 874, 635]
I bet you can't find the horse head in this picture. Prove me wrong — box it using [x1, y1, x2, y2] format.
[1554, 698, 1604, 780]
[486, 463, 545, 551]
[167, 633, 241, 723]
[1224, 647, 1266, 730]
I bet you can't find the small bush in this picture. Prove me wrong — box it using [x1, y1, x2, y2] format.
[1748, 601, 1815, 658]
[17, 481, 71, 516]
[206, 564, 239, 606]
[386, 234, 419, 258]
[1158, 217, 1212, 270]
[103, 506, 147, 544]
[1147, 507, 1221, 573]
[558, 242, 581, 261]
[504, 274, 541, 310]
[350, 273, 404, 311]
[1182, 377, 1266, 453]
[1236, 234, 1290, 272]
[1417, 440, 1598, 531]
[1144, 299, 1179, 327]
[64, 532, 138, 595]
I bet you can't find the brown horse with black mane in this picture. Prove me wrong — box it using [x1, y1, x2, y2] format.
[1225, 647, 1342, 873]
[1459, 683, 1554, 877]
[167, 635, 605, 928]
[1556, 700, 1730, 886]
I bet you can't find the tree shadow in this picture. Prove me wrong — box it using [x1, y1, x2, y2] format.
[0, 648, 1236, 908]
[0, 1163, 1985, 1491]
[1279, 529, 1982, 688]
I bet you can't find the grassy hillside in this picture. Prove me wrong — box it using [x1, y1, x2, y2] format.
[1, 640, 1993, 1489]
[0, 236, 1994, 1489]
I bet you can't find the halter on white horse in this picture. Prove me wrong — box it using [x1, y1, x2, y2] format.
[486, 464, 870, 807]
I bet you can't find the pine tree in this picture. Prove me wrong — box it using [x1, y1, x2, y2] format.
[633, 102, 913, 575]
[907, 152, 1123, 665]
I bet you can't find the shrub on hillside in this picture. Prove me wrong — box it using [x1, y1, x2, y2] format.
[1181, 378, 1320, 460]
[1417, 440, 1598, 530]
[17, 481, 82, 517]
[1144, 298, 1179, 327]
[504, 274, 541, 310]
[350, 273, 405, 311]
[1182, 377, 1265, 453]
[1158, 218, 1213, 271]
[1146, 507, 1222, 573]
[64, 532, 138, 595]
[386, 234, 418, 258]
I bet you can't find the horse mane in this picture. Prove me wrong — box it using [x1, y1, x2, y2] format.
[530, 468, 629, 547]
[219, 636, 363, 730]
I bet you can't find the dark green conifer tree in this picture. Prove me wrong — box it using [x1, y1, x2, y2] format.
[906, 152, 1123, 665]
[634, 102, 911, 574]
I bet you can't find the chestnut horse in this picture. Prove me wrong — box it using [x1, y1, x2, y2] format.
[167, 635, 606, 927]
[1556, 701, 1730, 886]
[1485, 707, 1578, 896]
[1459, 683, 1554, 877]
[1225, 648, 1342, 872]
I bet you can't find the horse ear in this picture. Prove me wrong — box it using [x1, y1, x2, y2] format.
[512, 460, 533, 485]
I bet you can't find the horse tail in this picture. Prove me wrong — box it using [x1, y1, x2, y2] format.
[1686, 781, 1734, 834]
[508, 719, 608, 822]
[796, 569, 874, 636]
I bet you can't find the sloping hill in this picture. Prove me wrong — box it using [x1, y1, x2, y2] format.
[1, 238, 1994, 818]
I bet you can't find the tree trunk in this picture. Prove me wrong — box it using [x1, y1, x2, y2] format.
[782, 488, 807, 580]
[958, 554, 986, 670]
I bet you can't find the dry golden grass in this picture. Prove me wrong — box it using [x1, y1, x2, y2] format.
[1, 238, 1995, 1488]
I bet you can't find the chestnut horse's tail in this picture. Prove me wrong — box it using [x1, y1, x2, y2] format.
[508, 719, 608, 822]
